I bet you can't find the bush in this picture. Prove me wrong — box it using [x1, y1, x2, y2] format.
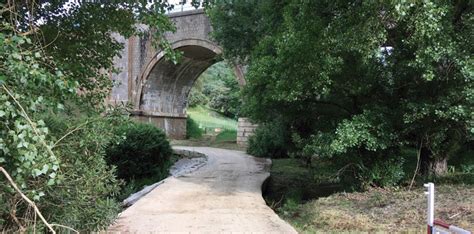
[357, 157, 405, 188]
[40, 114, 122, 231]
[247, 120, 289, 158]
[335, 153, 405, 190]
[105, 122, 172, 182]
[186, 117, 203, 139]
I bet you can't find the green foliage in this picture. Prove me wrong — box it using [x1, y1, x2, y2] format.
[278, 199, 300, 219]
[188, 62, 241, 119]
[247, 120, 289, 158]
[207, 0, 286, 62]
[188, 78, 209, 107]
[186, 117, 204, 139]
[105, 122, 172, 182]
[204, 63, 241, 118]
[1, 1, 180, 230]
[5, 1, 180, 108]
[353, 157, 405, 189]
[40, 114, 123, 231]
[0, 31, 67, 229]
[432, 172, 474, 185]
[0, 111, 125, 231]
[209, 1, 474, 179]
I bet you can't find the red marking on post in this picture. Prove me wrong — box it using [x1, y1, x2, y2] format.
[434, 219, 451, 229]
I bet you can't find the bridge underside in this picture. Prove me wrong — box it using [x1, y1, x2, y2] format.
[134, 45, 220, 139]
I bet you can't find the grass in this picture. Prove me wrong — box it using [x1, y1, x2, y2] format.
[174, 105, 243, 150]
[267, 156, 474, 233]
[187, 105, 237, 131]
[280, 185, 474, 233]
[215, 129, 237, 143]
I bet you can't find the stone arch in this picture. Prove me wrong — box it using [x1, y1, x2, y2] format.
[111, 9, 254, 141]
[133, 39, 228, 138]
[134, 38, 223, 109]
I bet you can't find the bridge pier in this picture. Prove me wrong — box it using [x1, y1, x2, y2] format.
[237, 118, 258, 147]
[132, 111, 187, 140]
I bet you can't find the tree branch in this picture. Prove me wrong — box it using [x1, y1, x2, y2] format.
[0, 167, 56, 233]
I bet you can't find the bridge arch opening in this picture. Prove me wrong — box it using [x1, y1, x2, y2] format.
[139, 42, 222, 113]
[111, 9, 255, 144]
[135, 40, 234, 139]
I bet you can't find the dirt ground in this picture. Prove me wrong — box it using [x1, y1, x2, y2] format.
[107, 147, 297, 233]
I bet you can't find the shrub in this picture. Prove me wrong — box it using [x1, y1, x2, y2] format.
[186, 117, 203, 139]
[105, 122, 172, 182]
[336, 153, 405, 190]
[358, 157, 405, 188]
[39, 114, 122, 231]
[247, 120, 289, 158]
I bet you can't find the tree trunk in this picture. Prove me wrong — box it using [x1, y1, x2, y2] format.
[420, 147, 448, 176]
[429, 157, 448, 176]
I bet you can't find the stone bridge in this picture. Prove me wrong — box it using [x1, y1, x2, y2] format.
[109, 9, 256, 145]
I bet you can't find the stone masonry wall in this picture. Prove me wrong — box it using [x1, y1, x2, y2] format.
[237, 118, 258, 147]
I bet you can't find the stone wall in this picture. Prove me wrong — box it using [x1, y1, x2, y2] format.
[237, 118, 258, 147]
[133, 114, 187, 139]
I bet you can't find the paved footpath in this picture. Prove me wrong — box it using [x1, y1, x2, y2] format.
[108, 147, 297, 233]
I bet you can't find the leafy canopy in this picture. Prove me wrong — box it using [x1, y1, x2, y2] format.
[0, 0, 180, 230]
[208, 0, 473, 177]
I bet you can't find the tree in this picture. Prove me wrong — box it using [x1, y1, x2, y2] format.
[188, 62, 242, 118]
[0, 0, 179, 230]
[208, 1, 473, 177]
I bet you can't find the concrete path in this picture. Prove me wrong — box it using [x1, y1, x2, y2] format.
[108, 147, 297, 233]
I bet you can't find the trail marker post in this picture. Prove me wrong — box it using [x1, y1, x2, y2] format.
[425, 182, 435, 230]
[424, 183, 471, 234]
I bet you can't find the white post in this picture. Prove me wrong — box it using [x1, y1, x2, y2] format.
[424, 183, 435, 228]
